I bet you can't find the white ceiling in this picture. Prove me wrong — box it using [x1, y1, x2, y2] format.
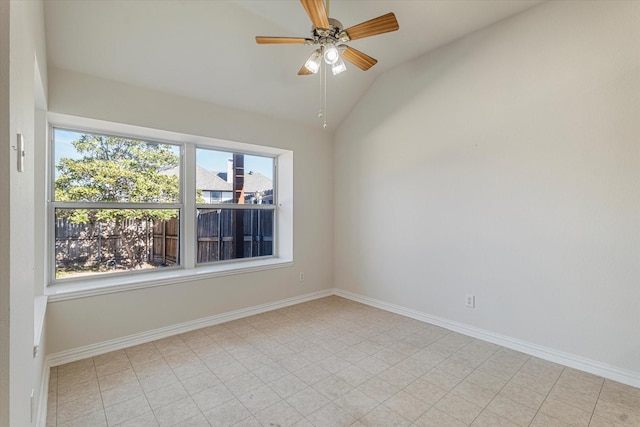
[44, 0, 543, 131]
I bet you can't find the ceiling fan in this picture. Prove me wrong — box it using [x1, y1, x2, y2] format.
[255, 0, 399, 76]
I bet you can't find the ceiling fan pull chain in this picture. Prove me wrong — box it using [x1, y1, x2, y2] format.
[323, 60, 328, 129]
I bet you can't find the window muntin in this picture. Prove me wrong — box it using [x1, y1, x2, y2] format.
[52, 128, 182, 280]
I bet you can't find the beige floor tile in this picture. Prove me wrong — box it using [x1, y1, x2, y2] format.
[104, 395, 152, 426]
[507, 371, 556, 395]
[57, 366, 97, 389]
[57, 377, 100, 406]
[433, 393, 484, 425]
[224, 371, 264, 397]
[95, 357, 132, 378]
[98, 367, 138, 391]
[471, 410, 519, 427]
[210, 360, 250, 383]
[178, 413, 211, 427]
[57, 409, 107, 427]
[499, 381, 546, 410]
[146, 381, 189, 410]
[376, 366, 417, 389]
[358, 405, 411, 427]
[253, 362, 290, 384]
[182, 371, 221, 395]
[268, 373, 309, 399]
[191, 384, 235, 412]
[132, 357, 172, 380]
[383, 390, 431, 421]
[285, 386, 330, 416]
[57, 359, 94, 376]
[529, 412, 574, 427]
[599, 380, 640, 410]
[203, 398, 252, 426]
[199, 350, 237, 369]
[539, 397, 592, 427]
[593, 399, 640, 426]
[93, 350, 128, 366]
[139, 370, 179, 394]
[548, 383, 600, 413]
[117, 411, 159, 427]
[414, 407, 467, 427]
[485, 395, 537, 426]
[56, 392, 104, 425]
[101, 380, 145, 408]
[437, 358, 475, 379]
[45, 297, 640, 427]
[238, 384, 282, 414]
[333, 388, 379, 419]
[465, 368, 509, 393]
[312, 374, 353, 400]
[403, 377, 448, 405]
[357, 377, 400, 403]
[306, 402, 356, 427]
[254, 400, 303, 427]
[152, 396, 201, 427]
[334, 364, 375, 387]
[451, 380, 497, 408]
[234, 415, 263, 427]
[588, 415, 622, 427]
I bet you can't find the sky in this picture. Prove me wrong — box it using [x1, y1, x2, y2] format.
[54, 129, 273, 180]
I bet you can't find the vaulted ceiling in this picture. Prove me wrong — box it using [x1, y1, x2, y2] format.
[44, 0, 542, 130]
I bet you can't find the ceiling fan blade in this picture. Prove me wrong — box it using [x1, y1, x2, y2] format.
[300, 0, 330, 29]
[298, 64, 313, 75]
[256, 36, 310, 44]
[344, 12, 399, 41]
[341, 46, 377, 71]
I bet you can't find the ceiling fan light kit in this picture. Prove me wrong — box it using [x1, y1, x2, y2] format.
[256, 0, 399, 127]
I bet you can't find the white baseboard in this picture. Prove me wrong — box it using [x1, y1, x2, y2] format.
[334, 288, 640, 389]
[47, 289, 333, 367]
[36, 359, 50, 427]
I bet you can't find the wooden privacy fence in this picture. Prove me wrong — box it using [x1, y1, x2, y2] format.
[56, 210, 274, 270]
[196, 209, 273, 263]
[55, 217, 154, 269]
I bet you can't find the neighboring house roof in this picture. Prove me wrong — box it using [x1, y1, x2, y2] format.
[162, 165, 272, 193]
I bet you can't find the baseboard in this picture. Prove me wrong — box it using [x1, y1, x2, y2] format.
[334, 288, 640, 389]
[36, 358, 50, 427]
[47, 289, 333, 367]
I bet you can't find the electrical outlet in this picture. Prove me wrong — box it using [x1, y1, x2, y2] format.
[465, 294, 475, 308]
[299, 272, 304, 282]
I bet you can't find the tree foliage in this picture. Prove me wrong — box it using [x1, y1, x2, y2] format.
[56, 134, 180, 269]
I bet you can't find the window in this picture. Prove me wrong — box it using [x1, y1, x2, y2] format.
[195, 148, 275, 264]
[50, 120, 289, 289]
[53, 129, 182, 280]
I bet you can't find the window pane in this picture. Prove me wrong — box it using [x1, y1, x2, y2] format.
[55, 208, 179, 279]
[196, 148, 273, 204]
[197, 209, 273, 263]
[54, 129, 180, 203]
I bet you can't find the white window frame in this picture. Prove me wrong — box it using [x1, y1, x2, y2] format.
[46, 113, 293, 301]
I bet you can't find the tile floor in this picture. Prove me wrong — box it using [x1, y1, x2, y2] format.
[46, 296, 640, 427]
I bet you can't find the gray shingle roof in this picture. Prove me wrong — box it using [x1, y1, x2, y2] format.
[162, 165, 272, 193]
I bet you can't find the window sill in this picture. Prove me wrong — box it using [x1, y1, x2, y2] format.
[45, 258, 294, 302]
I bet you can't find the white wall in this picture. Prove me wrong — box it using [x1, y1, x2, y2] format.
[0, 1, 49, 425]
[334, 0, 640, 381]
[45, 69, 334, 354]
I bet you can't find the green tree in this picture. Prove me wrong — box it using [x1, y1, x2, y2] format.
[55, 134, 179, 270]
